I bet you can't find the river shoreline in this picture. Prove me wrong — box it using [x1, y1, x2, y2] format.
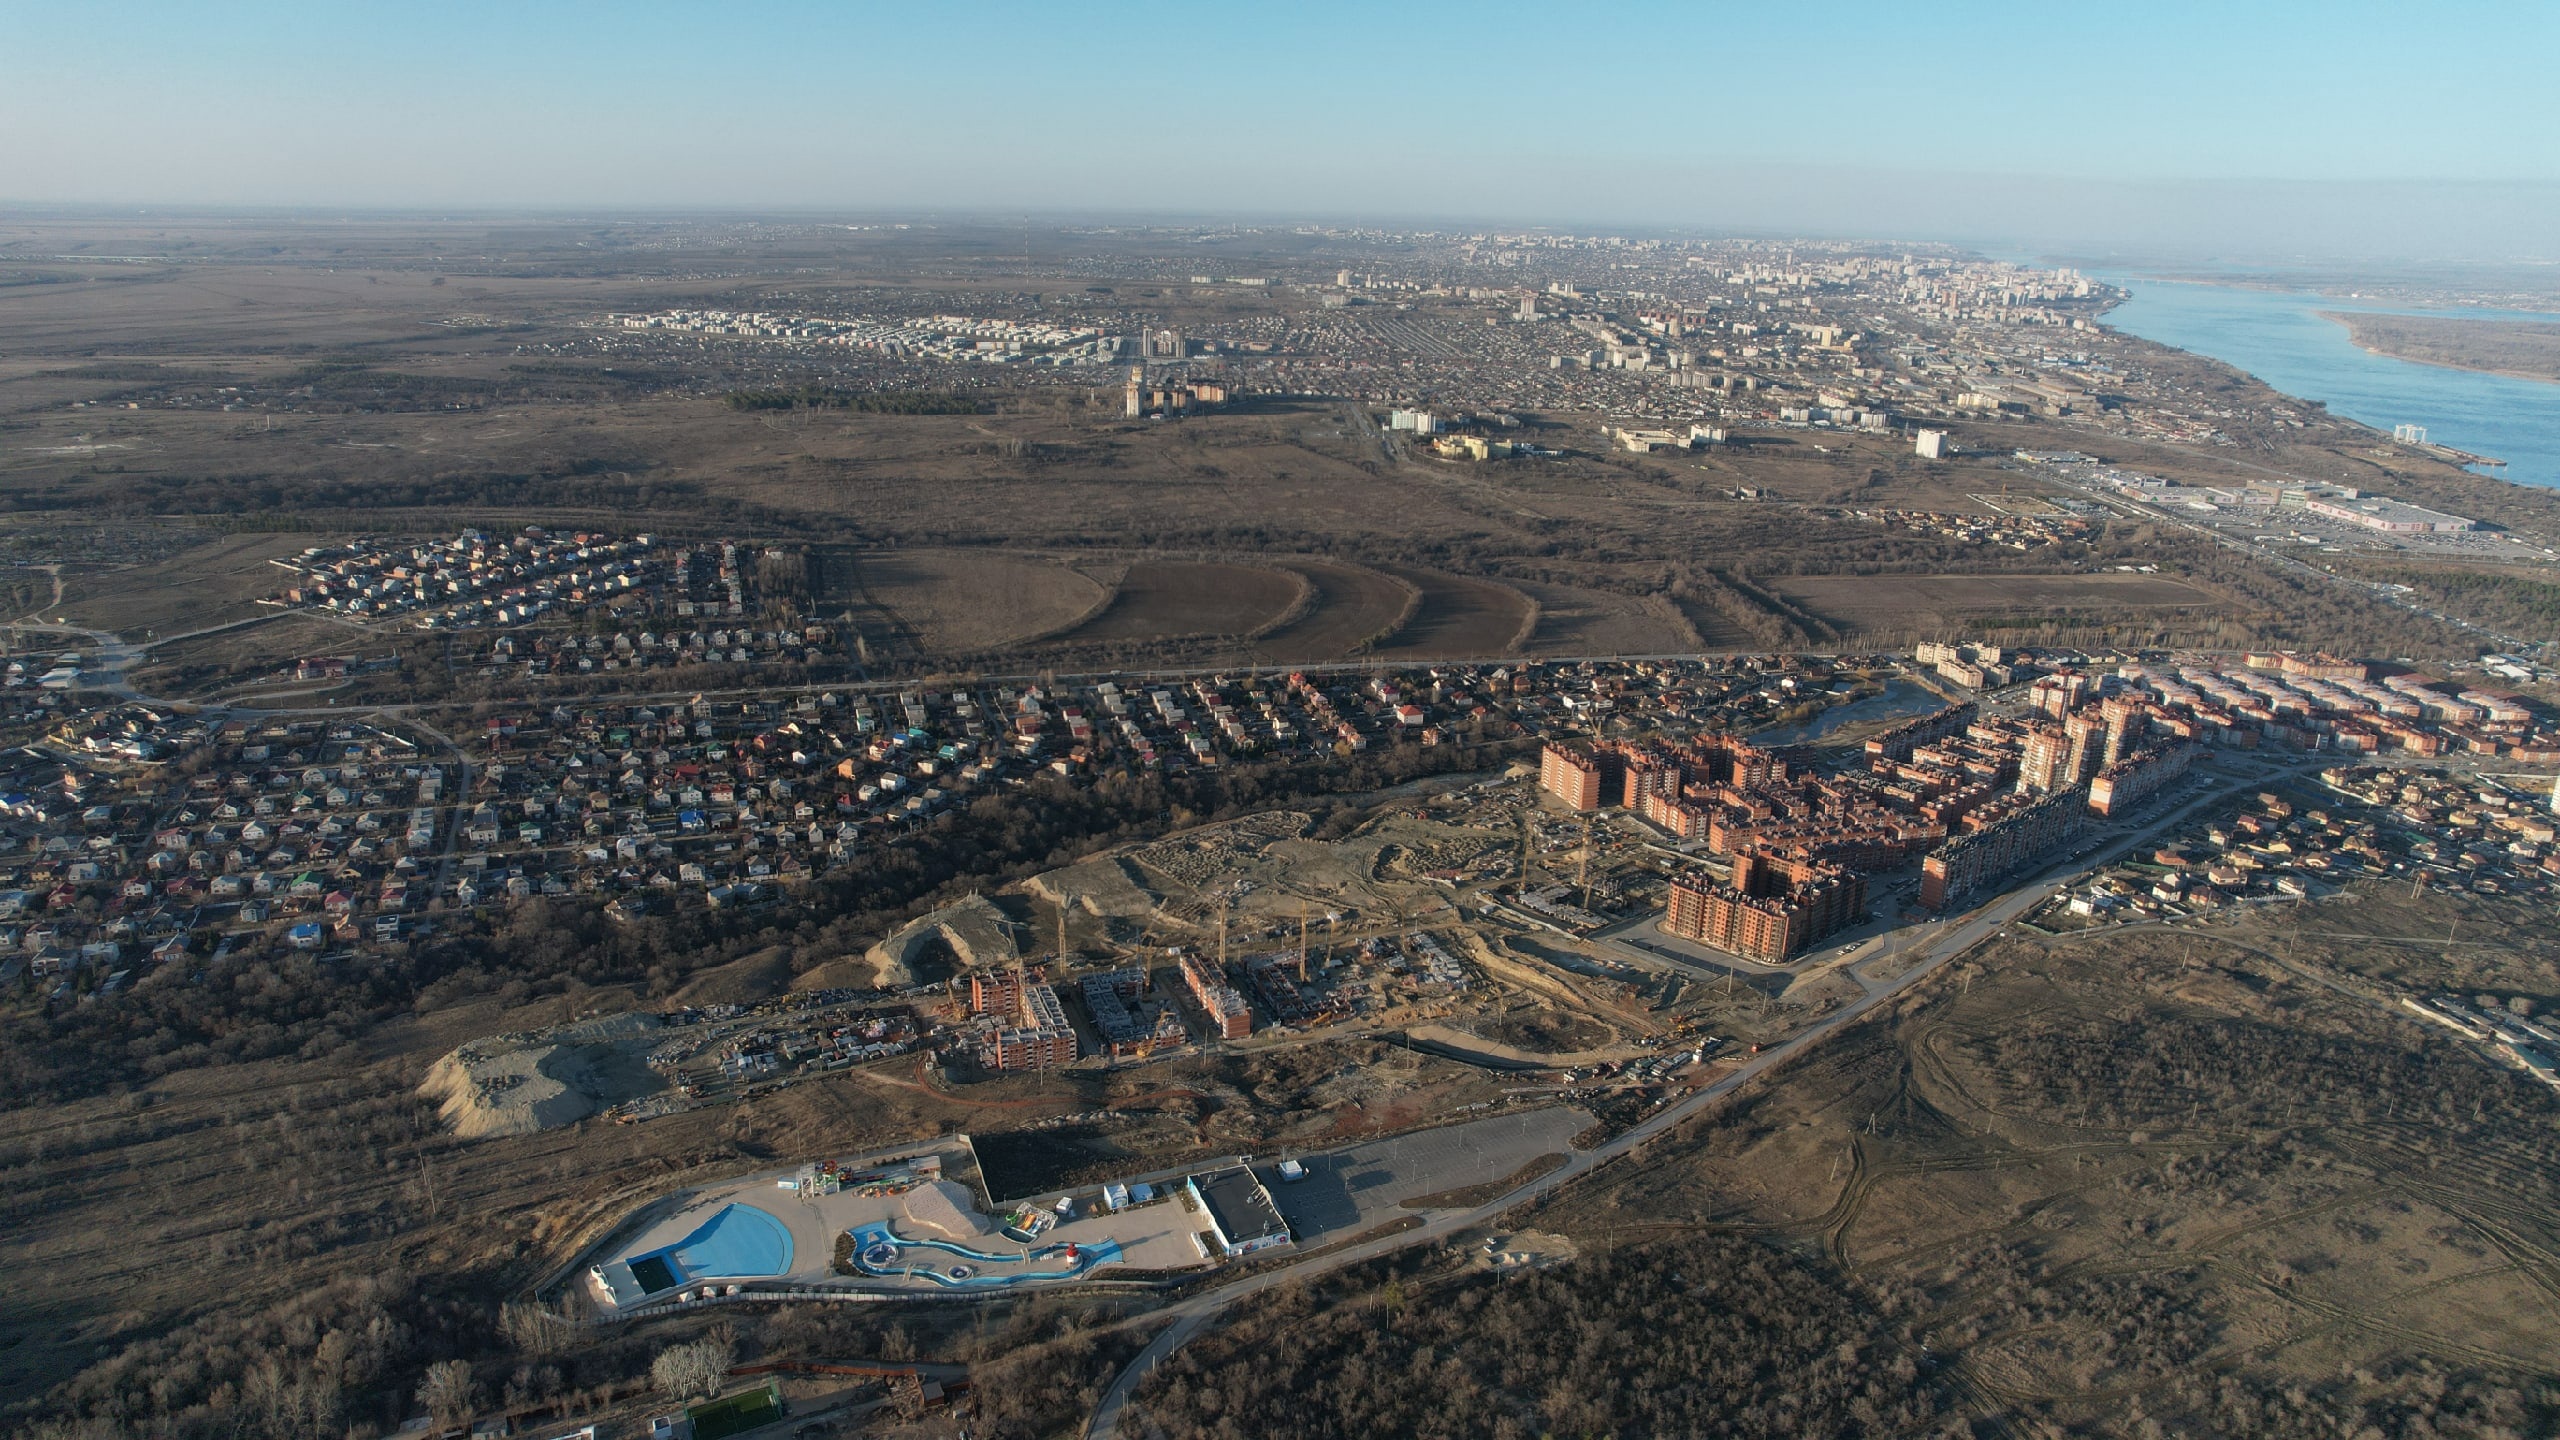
[2318, 311, 2560, 388]
[2095, 275, 2560, 488]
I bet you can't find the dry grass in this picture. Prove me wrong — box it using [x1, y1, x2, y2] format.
[1773, 571, 2220, 634]
[53, 530, 332, 635]
[1256, 560, 1416, 662]
[1530, 888, 2560, 1431]
[1514, 579, 1700, 656]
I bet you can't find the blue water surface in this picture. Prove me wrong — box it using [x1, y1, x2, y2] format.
[2096, 277, 2560, 489]
[654, 1202, 794, 1281]
[847, 1221, 1122, 1289]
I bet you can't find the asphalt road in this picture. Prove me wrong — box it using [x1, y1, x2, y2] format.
[1080, 754, 2290, 1439]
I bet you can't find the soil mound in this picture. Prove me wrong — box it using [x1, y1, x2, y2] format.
[419, 1011, 662, 1139]
[865, 893, 1019, 986]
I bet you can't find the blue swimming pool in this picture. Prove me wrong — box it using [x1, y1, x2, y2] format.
[847, 1221, 1121, 1289]
[626, 1203, 794, 1290]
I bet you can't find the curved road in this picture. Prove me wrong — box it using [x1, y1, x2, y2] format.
[1082, 756, 2290, 1439]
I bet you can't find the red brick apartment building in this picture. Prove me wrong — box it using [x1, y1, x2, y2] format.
[1542, 736, 1784, 813]
[1663, 851, 1868, 963]
[1539, 744, 1620, 810]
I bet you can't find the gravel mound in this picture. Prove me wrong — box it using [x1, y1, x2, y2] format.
[420, 1011, 662, 1139]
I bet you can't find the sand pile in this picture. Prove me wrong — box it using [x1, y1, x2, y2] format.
[864, 893, 1018, 986]
[1025, 854, 1160, 919]
[900, 1179, 990, 1239]
[420, 1011, 662, 1139]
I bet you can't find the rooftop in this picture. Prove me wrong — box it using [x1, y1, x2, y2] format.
[1191, 1165, 1291, 1250]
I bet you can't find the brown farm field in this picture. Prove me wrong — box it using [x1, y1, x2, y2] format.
[1514, 579, 1701, 656]
[1773, 571, 2222, 633]
[1369, 564, 1535, 659]
[837, 548, 1107, 655]
[1057, 560, 1306, 644]
[1255, 559, 1419, 662]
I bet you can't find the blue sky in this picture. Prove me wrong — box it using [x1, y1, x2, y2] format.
[7, 1, 2557, 257]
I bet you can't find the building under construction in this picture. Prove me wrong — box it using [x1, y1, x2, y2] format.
[1080, 967, 1188, 1058]
[1179, 950, 1253, 1040]
[971, 965, 1079, 1071]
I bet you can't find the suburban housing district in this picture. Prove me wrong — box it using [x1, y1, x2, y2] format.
[12, 212, 2560, 1440]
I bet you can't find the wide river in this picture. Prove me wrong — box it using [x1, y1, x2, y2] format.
[2096, 276, 2560, 489]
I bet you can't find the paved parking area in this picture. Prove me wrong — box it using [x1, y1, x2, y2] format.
[1267, 1107, 1589, 1243]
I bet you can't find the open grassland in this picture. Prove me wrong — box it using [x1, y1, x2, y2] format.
[52, 529, 329, 635]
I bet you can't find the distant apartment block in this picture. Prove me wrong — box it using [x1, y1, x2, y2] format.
[1864, 701, 1978, 763]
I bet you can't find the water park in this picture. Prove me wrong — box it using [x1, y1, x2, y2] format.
[845, 1220, 1125, 1290]
[606, 1202, 795, 1302]
[582, 1140, 1220, 1311]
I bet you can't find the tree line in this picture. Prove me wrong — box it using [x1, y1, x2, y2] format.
[721, 387, 987, 414]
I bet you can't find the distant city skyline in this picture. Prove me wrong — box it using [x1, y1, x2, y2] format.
[8, 0, 2558, 261]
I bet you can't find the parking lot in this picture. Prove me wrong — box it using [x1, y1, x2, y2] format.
[1265, 1106, 1590, 1244]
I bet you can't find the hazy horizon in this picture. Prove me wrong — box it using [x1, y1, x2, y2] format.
[8, 0, 2559, 266]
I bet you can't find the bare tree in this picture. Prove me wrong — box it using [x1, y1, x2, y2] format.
[652, 1338, 735, 1404]
[501, 1301, 578, 1358]
[417, 1359, 477, 1432]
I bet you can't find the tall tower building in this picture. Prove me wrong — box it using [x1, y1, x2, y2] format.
[2063, 710, 2106, 787]
[2017, 726, 2070, 794]
[2099, 696, 2145, 769]
[1124, 366, 1143, 418]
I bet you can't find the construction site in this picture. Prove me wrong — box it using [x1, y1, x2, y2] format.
[962, 764, 1825, 1079]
